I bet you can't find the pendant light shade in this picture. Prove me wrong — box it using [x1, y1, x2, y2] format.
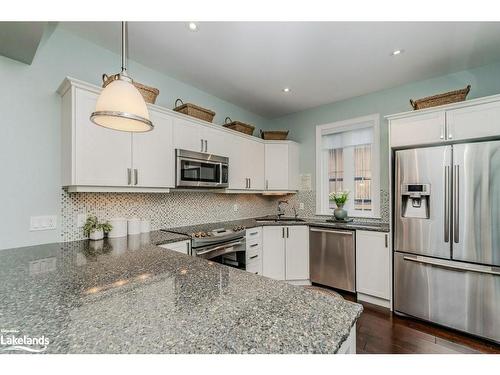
[90, 22, 153, 132]
[91, 78, 152, 132]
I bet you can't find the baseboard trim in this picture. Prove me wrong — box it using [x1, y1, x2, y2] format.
[357, 292, 391, 309]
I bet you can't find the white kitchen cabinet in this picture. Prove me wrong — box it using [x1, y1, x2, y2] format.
[356, 230, 391, 308]
[132, 109, 174, 188]
[228, 134, 265, 191]
[158, 240, 191, 255]
[72, 87, 133, 187]
[59, 79, 174, 192]
[446, 100, 500, 142]
[262, 225, 309, 283]
[390, 111, 446, 148]
[264, 141, 300, 191]
[245, 227, 263, 275]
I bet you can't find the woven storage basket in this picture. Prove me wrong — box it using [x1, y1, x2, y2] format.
[173, 99, 216, 123]
[223, 117, 255, 135]
[410, 85, 471, 110]
[102, 74, 160, 104]
[260, 130, 289, 140]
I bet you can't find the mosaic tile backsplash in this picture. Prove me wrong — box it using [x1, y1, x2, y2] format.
[61, 187, 390, 241]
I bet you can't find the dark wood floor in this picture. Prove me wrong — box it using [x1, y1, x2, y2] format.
[337, 291, 500, 354]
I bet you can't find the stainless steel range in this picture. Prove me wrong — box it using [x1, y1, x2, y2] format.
[165, 225, 247, 269]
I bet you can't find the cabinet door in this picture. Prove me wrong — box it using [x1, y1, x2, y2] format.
[446, 101, 500, 142]
[75, 88, 132, 186]
[172, 118, 205, 153]
[203, 125, 230, 157]
[356, 230, 391, 300]
[227, 134, 249, 189]
[247, 140, 265, 190]
[262, 226, 286, 280]
[132, 109, 174, 188]
[265, 143, 289, 190]
[285, 225, 309, 281]
[390, 112, 446, 148]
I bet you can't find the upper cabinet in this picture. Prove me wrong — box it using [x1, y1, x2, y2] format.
[388, 94, 500, 148]
[265, 141, 300, 191]
[60, 78, 174, 192]
[59, 77, 299, 194]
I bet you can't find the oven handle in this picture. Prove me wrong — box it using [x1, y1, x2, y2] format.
[196, 240, 245, 255]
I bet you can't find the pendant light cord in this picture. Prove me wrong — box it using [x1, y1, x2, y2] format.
[121, 21, 127, 73]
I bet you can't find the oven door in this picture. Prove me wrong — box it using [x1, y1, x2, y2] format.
[177, 157, 228, 187]
[194, 239, 246, 269]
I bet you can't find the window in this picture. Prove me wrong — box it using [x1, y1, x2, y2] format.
[316, 114, 380, 218]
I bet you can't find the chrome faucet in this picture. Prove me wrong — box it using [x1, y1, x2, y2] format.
[277, 200, 288, 218]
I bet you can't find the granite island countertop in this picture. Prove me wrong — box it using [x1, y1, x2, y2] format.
[0, 233, 362, 354]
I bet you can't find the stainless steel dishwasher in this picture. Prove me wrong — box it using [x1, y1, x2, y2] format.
[309, 227, 356, 292]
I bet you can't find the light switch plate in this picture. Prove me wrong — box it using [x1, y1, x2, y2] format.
[233, 204, 238, 212]
[30, 215, 57, 231]
[299, 202, 305, 210]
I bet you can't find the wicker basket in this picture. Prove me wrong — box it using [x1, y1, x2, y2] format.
[222, 117, 255, 135]
[102, 74, 160, 104]
[173, 99, 216, 123]
[410, 85, 471, 110]
[260, 130, 289, 140]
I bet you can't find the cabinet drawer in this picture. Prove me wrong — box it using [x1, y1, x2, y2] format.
[246, 259, 262, 275]
[246, 245, 262, 262]
[246, 227, 262, 240]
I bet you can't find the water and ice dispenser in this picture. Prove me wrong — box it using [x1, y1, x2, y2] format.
[400, 183, 431, 219]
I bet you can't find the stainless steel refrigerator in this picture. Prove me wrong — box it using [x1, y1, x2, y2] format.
[394, 141, 500, 343]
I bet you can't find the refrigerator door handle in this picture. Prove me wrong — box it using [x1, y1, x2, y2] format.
[453, 165, 460, 244]
[403, 255, 500, 276]
[444, 166, 450, 243]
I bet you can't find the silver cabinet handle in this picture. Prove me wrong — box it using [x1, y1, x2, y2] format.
[200, 139, 204, 152]
[246, 178, 249, 189]
[248, 231, 259, 236]
[385, 234, 388, 248]
[286, 227, 289, 238]
[453, 165, 459, 243]
[249, 178, 251, 189]
[444, 166, 450, 243]
[204, 139, 208, 152]
[403, 255, 500, 276]
[282, 227, 285, 238]
[266, 179, 269, 189]
[134, 169, 138, 185]
[249, 255, 258, 260]
[250, 243, 259, 248]
[127, 168, 132, 185]
[310, 228, 353, 235]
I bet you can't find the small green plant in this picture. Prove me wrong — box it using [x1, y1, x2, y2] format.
[329, 191, 349, 207]
[83, 215, 113, 237]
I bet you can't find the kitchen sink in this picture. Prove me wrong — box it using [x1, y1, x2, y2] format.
[255, 216, 306, 223]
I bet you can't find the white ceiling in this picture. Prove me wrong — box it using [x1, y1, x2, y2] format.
[60, 22, 500, 118]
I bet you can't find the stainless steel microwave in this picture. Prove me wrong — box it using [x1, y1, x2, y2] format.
[176, 149, 229, 188]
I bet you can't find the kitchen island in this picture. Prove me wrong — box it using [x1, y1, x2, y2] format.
[0, 231, 362, 354]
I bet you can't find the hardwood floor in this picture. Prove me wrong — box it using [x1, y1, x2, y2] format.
[337, 291, 500, 354]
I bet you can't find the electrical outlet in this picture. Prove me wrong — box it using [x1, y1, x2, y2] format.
[233, 204, 238, 212]
[299, 202, 305, 210]
[30, 215, 57, 231]
[77, 213, 87, 227]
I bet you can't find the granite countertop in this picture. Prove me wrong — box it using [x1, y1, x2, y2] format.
[0, 233, 362, 354]
[165, 217, 389, 236]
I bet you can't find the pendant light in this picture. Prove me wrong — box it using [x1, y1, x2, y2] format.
[90, 22, 153, 132]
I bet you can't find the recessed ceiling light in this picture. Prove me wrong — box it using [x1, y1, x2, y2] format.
[282, 87, 291, 93]
[391, 49, 403, 56]
[188, 22, 198, 32]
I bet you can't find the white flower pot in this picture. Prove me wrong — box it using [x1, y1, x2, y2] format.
[89, 228, 104, 241]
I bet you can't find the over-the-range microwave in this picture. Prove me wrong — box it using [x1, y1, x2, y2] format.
[176, 149, 229, 188]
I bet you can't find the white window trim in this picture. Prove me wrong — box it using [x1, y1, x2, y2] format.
[315, 114, 381, 218]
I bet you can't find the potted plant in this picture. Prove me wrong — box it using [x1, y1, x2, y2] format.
[329, 191, 349, 220]
[83, 215, 113, 241]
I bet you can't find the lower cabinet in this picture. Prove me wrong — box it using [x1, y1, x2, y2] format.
[355, 230, 391, 307]
[158, 240, 191, 255]
[262, 225, 309, 283]
[245, 227, 263, 275]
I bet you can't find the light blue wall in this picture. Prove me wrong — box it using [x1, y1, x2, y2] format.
[269, 62, 500, 191]
[0, 26, 269, 250]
